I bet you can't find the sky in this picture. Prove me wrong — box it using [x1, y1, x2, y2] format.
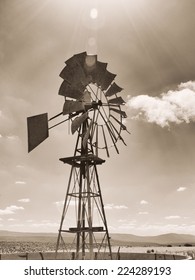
[0, 0, 195, 236]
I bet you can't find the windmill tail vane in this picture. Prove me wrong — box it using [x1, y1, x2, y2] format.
[27, 51, 129, 260]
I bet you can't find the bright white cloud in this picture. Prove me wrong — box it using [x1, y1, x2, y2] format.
[127, 81, 195, 127]
[165, 215, 181, 220]
[115, 205, 128, 210]
[140, 200, 148, 205]
[179, 80, 195, 91]
[177, 187, 187, 192]
[0, 205, 24, 215]
[18, 198, 30, 203]
[6, 135, 19, 140]
[15, 181, 26, 185]
[104, 203, 128, 210]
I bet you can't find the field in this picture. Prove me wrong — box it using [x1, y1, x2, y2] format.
[0, 240, 195, 260]
[0, 231, 195, 259]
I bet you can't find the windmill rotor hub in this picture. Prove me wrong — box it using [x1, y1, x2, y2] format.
[91, 100, 102, 109]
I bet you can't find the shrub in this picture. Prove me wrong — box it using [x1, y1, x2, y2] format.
[184, 243, 192, 247]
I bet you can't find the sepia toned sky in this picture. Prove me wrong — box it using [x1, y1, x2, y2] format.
[0, 0, 195, 235]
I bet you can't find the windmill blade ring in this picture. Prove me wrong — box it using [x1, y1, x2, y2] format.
[27, 52, 129, 155]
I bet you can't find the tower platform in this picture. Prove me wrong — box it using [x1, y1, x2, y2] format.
[59, 154, 105, 167]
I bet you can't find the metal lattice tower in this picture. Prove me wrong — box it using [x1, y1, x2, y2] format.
[27, 52, 129, 260]
[55, 121, 112, 259]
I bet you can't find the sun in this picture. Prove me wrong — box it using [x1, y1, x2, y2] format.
[90, 8, 98, 19]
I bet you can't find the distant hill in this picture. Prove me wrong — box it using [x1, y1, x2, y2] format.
[110, 233, 195, 246]
[0, 230, 195, 246]
[0, 230, 56, 237]
[0, 231, 58, 243]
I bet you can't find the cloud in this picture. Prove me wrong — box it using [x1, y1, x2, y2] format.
[0, 205, 24, 215]
[54, 200, 79, 214]
[138, 211, 149, 215]
[118, 224, 136, 230]
[128, 223, 195, 235]
[15, 181, 26, 185]
[117, 220, 137, 231]
[118, 219, 128, 223]
[31, 222, 58, 228]
[54, 200, 77, 208]
[165, 215, 181, 220]
[18, 198, 30, 203]
[26, 219, 34, 223]
[140, 200, 148, 205]
[55, 201, 129, 213]
[177, 187, 187, 192]
[104, 203, 128, 210]
[127, 81, 195, 127]
[6, 135, 19, 141]
[16, 165, 25, 168]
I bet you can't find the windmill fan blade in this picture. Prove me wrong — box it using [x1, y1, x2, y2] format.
[72, 66, 89, 87]
[59, 80, 84, 99]
[110, 108, 127, 118]
[63, 100, 84, 115]
[100, 70, 116, 91]
[65, 52, 87, 67]
[92, 61, 107, 85]
[108, 96, 125, 105]
[71, 112, 88, 134]
[105, 83, 123, 97]
[63, 52, 90, 87]
[60, 64, 88, 87]
[59, 65, 75, 83]
[27, 113, 49, 152]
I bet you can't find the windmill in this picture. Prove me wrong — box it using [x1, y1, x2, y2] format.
[27, 52, 129, 260]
